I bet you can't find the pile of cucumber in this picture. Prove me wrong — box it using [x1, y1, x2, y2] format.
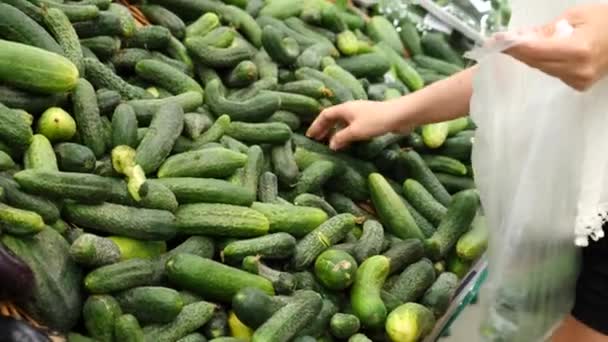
[0, 0, 489, 341]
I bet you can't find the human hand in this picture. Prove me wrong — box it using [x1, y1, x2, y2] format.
[506, 4, 608, 91]
[306, 100, 411, 150]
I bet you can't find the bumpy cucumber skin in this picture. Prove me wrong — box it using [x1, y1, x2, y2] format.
[153, 177, 255, 206]
[252, 290, 323, 342]
[111, 104, 138, 149]
[388, 258, 436, 303]
[158, 147, 246, 179]
[421, 272, 459, 317]
[205, 79, 280, 122]
[353, 219, 385, 263]
[292, 213, 356, 270]
[314, 249, 358, 291]
[350, 255, 390, 329]
[116, 286, 184, 324]
[135, 102, 184, 174]
[385, 303, 436, 342]
[426, 189, 479, 260]
[72, 78, 106, 158]
[84, 58, 151, 100]
[83, 295, 123, 342]
[114, 314, 145, 342]
[223, 232, 297, 264]
[403, 178, 447, 226]
[382, 238, 425, 275]
[401, 150, 452, 206]
[139, 5, 186, 39]
[135, 59, 203, 95]
[175, 203, 269, 238]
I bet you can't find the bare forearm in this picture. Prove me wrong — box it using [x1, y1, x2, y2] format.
[389, 67, 475, 130]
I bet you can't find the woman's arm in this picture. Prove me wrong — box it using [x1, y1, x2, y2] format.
[306, 67, 475, 150]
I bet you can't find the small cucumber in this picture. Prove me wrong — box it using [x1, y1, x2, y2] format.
[422, 155, 468, 176]
[166, 253, 274, 303]
[314, 249, 358, 290]
[72, 78, 106, 157]
[292, 213, 356, 270]
[83, 295, 122, 342]
[186, 12, 220, 38]
[421, 272, 459, 317]
[135, 102, 184, 174]
[125, 25, 171, 50]
[421, 122, 450, 149]
[204, 79, 280, 122]
[388, 258, 436, 303]
[353, 220, 385, 263]
[403, 179, 447, 226]
[111, 104, 138, 149]
[153, 177, 254, 206]
[83, 58, 151, 100]
[0, 203, 45, 235]
[330, 313, 360, 339]
[252, 290, 323, 342]
[350, 255, 389, 329]
[251, 202, 328, 237]
[114, 314, 144, 342]
[223, 233, 296, 264]
[293, 160, 336, 196]
[293, 193, 338, 217]
[116, 286, 183, 324]
[262, 25, 300, 65]
[456, 215, 488, 261]
[69, 233, 121, 267]
[385, 303, 435, 342]
[24, 134, 58, 171]
[84, 259, 162, 294]
[232, 287, 289, 329]
[401, 150, 452, 206]
[227, 122, 292, 145]
[382, 239, 425, 275]
[135, 59, 203, 95]
[425, 189, 479, 260]
[242, 255, 297, 294]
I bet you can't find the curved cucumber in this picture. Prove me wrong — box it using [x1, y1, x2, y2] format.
[350, 255, 389, 329]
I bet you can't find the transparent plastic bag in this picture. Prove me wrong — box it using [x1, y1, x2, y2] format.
[468, 9, 608, 341]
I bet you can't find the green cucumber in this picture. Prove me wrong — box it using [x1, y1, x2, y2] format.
[436, 135, 473, 161]
[185, 12, 220, 38]
[69, 233, 120, 267]
[0, 85, 65, 115]
[14, 169, 113, 202]
[83, 295, 122, 342]
[382, 239, 425, 275]
[259, 0, 302, 19]
[107, 178, 178, 212]
[166, 253, 274, 302]
[296, 42, 339, 70]
[330, 313, 360, 339]
[80, 36, 120, 60]
[153, 178, 254, 206]
[326, 192, 371, 219]
[72, 11, 122, 38]
[294, 67, 353, 104]
[323, 64, 367, 100]
[220, 135, 249, 154]
[223, 232, 296, 264]
[456, 215, 487, 261]
[183, 113, 213, 140]
[262, 91, 323, 120]
[54, 143, 97, 173]
[426, 189, 479, 260]
[144, 301, 217, 342]
[421, 272, 459, 317]
[0, 203, 45, 235]
[125, 25, 171, 50]
[112, 48, 153, 71]
[252, 290, 323, 342]
[353, 219, 385, 263]
[158, 148, 247, 179]
[401, 149, 452, 206]
[349, 334, 372, 342]
[72, 78, 106, 157]
[376, 42, 424, 91]
[422, 155, 468, 176]
[227, 121, 292, 145]
[421, 122, 449, 149]
[388, 258, 436, 303]
[369, 173, 424, 240]
[292, 213, 356, 270]
[136, 59, 203, 95]
[96, 88, 121, 116]
[280, 80, 331, 99]
[0, 176, 59, 223]
[350, 255, 389, 329]
[24, 134, 58, 171]
[175, 114, 231, 152]
[242, 145, 265, 196]
[355, 133, 405, 159]
[258, 172, 279, 203]
[271, 139, 300, 187]
[262, 25, 300, 65]
[385, 303, 435, 342]
[205, 79, 280, 122]
[186, 37, 254, 68]
[178, 333, 208, 342]
[421, 32, 464, 67]
[403, 179, 447, 226]
[116, 286, 183, 324]
[412, 55, 463, 76]
[297, 299, 338, 338]
[399, 18, 422, 55]
[135, 102, 185, 174]
[115, 314, 144, 342]
[293, 160, 336, 196]
[64, 202, 176, 240]
[43, 6, 84, 74]
[232, 287, 289, 329]
[84, 258, 162, 294]
[0, 3, 62, 54]
[139, 5, 186, 39]
[83, 58, 151, 100]
[176, 203, 269, 238]
[336, 52, 391, 78]
[242, 255, 297, 294]
[366, 16, 404, 53]
[0, 151, 15, 171]
[225, 60, 258, 88]
[314, 249, 358, 290]
[293, 193, 338, 217]
[111, 104, 138, 148]
[251, 202, 328, 237]
[107, 3, 136, 37]
[108, 236, 166, 261]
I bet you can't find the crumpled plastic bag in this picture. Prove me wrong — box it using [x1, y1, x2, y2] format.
[467, 18, 608, 341]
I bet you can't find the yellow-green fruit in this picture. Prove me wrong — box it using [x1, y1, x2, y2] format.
[37, 107, 77, 142]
